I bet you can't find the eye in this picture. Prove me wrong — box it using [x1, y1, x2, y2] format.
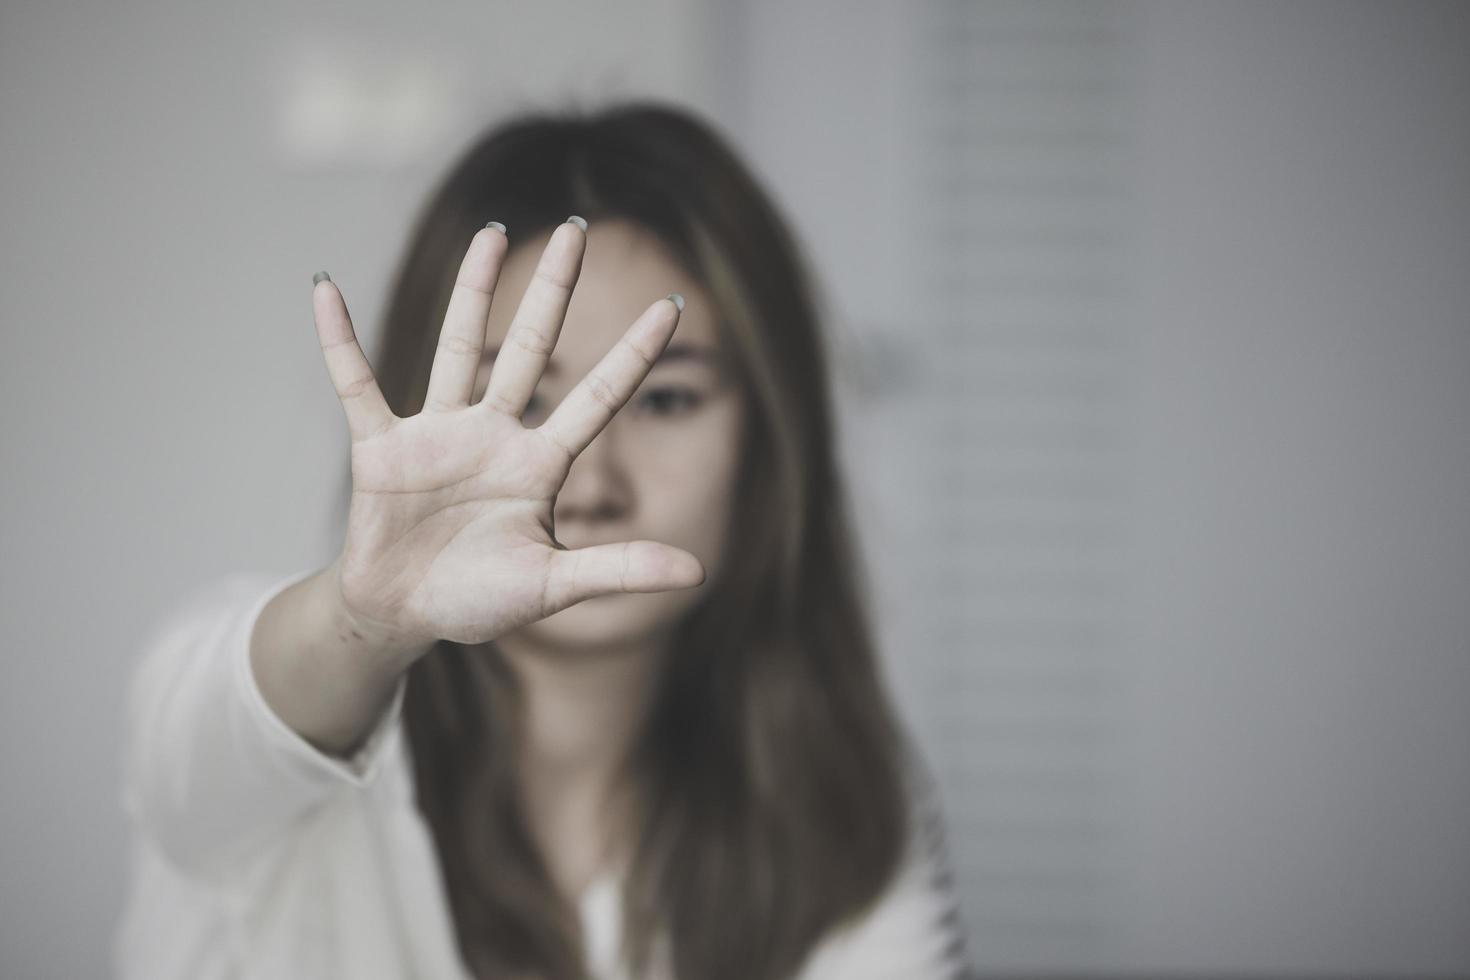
[635, 385, 703, 418]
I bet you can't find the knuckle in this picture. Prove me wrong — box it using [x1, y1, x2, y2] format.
[510, 328, 555, 359]
[436, 333, 480, 357]
[531, 262, 577, 292]
[452, 277, 494, 297]
[583, 372, 620, 412]
[536, 425, 578, 462]
[339, 374, 376, 400]
[482, 387, 519, 416]
[365, 417, 396, 439]
[619, 336, 656, 371]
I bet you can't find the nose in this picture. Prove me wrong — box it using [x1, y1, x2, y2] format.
[552, 418, 632, 527]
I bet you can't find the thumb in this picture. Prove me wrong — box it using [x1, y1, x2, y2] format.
[544, 540, 706, 615]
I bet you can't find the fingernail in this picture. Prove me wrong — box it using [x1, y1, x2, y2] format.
[313, 271, 331, 285]
[666, 292, 685, 312]
[485, 221, 506, 235]
[565, 215, 587, 231]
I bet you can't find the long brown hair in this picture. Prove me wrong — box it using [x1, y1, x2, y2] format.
[362, 101, 915, 980]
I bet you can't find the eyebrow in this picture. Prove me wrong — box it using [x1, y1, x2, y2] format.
[481, 341, 723, 376]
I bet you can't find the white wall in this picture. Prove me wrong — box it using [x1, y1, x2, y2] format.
[1125, 2, 1470, 971]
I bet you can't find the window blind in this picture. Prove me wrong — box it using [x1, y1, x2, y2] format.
[890, 0, 1141, 969]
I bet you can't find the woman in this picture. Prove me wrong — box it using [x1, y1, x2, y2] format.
[117, 102, 969, 980]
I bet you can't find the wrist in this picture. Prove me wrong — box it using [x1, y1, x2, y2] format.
[319, 558, 434, 669]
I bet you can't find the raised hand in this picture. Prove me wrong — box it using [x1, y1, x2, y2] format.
[312, 219, 705, 648]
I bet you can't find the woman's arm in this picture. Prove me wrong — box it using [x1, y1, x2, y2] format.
[121, 570, 415, 880]
[249, 558, 429, 759]
[121, 218, 704, 885]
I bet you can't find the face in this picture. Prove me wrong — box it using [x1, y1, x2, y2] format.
[470, 219, 746, 653]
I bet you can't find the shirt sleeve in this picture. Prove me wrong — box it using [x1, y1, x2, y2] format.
[120, 569, 409, 883]
[795, 748, 973, 980]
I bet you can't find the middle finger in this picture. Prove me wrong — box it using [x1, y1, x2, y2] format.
[479, 217, 588, 418]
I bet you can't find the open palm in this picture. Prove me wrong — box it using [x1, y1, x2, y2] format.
[313, 219, 704, 647]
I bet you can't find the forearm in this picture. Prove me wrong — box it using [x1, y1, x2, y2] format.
[249, 558, 433, 759]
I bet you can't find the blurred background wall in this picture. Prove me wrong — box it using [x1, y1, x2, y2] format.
[1, 0, 1466, 976]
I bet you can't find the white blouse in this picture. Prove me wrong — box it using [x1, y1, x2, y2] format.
[114, 569, 970, 979]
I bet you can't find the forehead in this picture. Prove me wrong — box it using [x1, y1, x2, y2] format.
[483, 219, 721, 375]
